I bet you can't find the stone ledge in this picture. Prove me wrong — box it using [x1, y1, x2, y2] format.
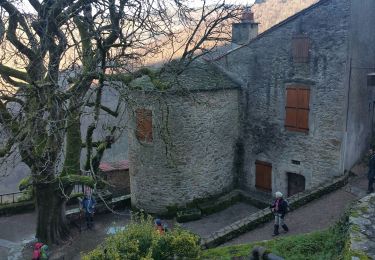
[201, 174, 349, 248]
[347, 193, 375, 259]
[0, 200, 35, 216]
[66, 194, 131, 220]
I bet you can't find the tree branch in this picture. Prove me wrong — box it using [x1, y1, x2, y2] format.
[0, 64, 31, 83]
[0, 0, 36, 59]
[85, 102, 119, 117]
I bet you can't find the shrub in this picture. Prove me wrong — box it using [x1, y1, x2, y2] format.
[83, 213, 201, 260]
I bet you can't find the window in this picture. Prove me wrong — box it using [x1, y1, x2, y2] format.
[292, 35, 310, 63]
[136, 108, 153, 142]
[255, 160, 272, 192]
[285, 86, 310, 133]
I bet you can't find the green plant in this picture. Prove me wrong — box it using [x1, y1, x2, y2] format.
[83, 213, 201, 260]
[17, 188, 33, 202]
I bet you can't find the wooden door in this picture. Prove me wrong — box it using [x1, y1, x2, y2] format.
[255, 161, 272, 192]
[287, 172, 305, 197]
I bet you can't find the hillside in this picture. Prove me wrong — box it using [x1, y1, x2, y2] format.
[253, 0, 319, 33]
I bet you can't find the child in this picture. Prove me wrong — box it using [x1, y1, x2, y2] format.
[155, 218, 164, 235]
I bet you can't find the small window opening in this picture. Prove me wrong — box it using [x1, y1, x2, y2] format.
[136, 108, 153, 143]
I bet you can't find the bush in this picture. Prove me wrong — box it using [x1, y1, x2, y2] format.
[83, 214, 201, 260]
[202, 220, 349, 260]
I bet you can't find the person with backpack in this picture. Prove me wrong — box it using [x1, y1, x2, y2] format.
[80, 190, 96, 229]
[270, 191, 289, 236]
[155, 218, 165, 235]
[40, 244, 49, 259]
[367, 147, 375, 194]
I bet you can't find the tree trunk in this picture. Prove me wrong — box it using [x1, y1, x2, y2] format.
[35, 184, 69, 244]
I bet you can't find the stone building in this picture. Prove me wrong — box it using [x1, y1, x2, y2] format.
[99, 160, 130, 196]
[127, 63, 240, 213]
[127, 0, 375, 214]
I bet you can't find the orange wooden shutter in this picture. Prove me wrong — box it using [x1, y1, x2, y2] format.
[297, 88, 310, 131]
[285, 88, 298, 129]
[285, 108, 297, 129]
[297, 88, 310, 109]
[255, 161, 272, 192]
[292, 35, 310, 63]
[136, 108, 153, 142]
[285, 86, 310, 132]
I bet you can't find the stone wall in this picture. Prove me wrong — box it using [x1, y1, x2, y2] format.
[128, 88, 240, 214]
[217, 0, 351, 195]
[343, 0, 375, 170]
[103, 169, 130, 196]
[347, 193, 375, 259]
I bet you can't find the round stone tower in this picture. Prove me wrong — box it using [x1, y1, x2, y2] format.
[127, 61, 240, 214]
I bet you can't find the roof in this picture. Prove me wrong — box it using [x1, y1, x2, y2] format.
[130, 59, 241, 92]
[99, 160, 129, 172]
[210, 0, 330, 61]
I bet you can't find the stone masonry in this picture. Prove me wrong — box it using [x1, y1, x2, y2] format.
[215, 0, 375, 195]
[348, 193, 375, 259]
[126, 0, 375, 213]
[127, 62, 240, 214]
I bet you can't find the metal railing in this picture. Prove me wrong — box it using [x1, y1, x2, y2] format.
[0, 191, 24, 205]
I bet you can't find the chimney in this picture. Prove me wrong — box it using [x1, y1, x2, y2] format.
[232, 7, 259, 45]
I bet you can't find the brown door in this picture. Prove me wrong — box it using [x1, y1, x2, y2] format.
[255, 161, 272, 192]
[287, 172, 305, 197]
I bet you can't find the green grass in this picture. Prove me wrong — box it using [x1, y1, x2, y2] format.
[202, 222, 349, 260]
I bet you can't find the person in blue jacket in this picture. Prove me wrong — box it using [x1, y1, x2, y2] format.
[81, 191, 96, 229]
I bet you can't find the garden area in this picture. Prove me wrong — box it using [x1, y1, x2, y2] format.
[82, 214, 367, 260]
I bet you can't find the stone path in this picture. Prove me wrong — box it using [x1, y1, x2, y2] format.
[182, 202, 259, 237]
[0, 209, 132, 260]
[222, 166, 369, 246]
[223, 188, 357, 246]
[0, 212, 36, 259]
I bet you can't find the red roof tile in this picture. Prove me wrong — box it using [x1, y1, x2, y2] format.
[99, 160, 129, 172]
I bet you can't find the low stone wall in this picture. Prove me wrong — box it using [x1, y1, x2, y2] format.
[347, 193, 375, 259]
[0, 200, 34, 216]
[174, 189, 269, 222]
[201, 173, 349, 248]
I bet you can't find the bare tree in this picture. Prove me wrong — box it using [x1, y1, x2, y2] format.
[0, 0, 240, 244]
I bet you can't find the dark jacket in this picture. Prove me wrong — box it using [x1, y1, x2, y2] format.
[270, 198, 288, 217]
[81, 196, 96, 214]
[368, 154, 375, 180]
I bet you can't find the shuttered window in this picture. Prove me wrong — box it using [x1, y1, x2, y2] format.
[285, 86, 310, 133]
[136, 108, 153, 142]
[292, 35, 310, 63]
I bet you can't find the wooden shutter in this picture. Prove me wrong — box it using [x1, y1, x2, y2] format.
[136, 108, 153, 142]
[285, 88, 298, 129]
[297, 88, 310, 131]
[292, 35, 310, 63]
[285, 86, 310, 132]
[255, 161, 272, 192]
